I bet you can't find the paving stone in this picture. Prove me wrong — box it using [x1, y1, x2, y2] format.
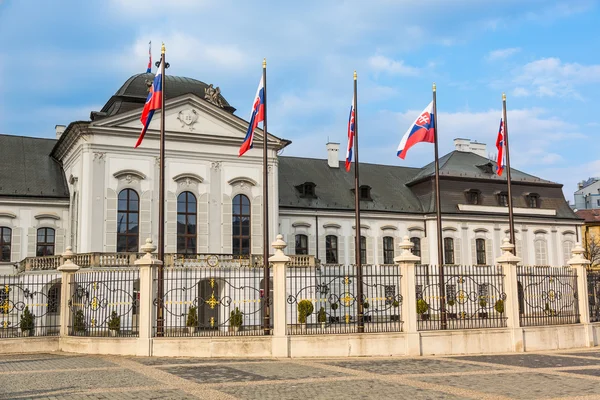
[415, 372, 600, 399]
[130, 357, 276, 366]
[452, 354, 600, 368]
[323, 358, 491, 375]
[558, 368, 600, 377]
[216, 379, 470, 400]
[0, 354, 116, 372]
[558, 350, 600, 358]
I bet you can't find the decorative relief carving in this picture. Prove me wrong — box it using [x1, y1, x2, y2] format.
[176, 109, 199, 131]
[211, 161, 222, 171]
[204, 84, 224, 108]
[155, 157, 161, 167]
[93, 152, 106, 162]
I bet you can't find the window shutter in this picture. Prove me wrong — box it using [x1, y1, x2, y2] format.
[367, 236, 374, 264]
[377, 237, 384, 264]
[486, 239, 492, 265]
[165, 191, 177, 253]
[349, 236, 355, 265]
[27, 227, 36, 256]
[421, 237, 430, 265]
[251, 195, 262, 255]
[318, 234, 326, 262]
[394, 236, 401, 259]
[140, 190, 152, 248]
[454, 238, 461, 265]
[198, 193, 209, 253]
[516, 239, 523, 264]
[221, 194, 232, 254]
[105, 189, 117, 252]
[55, 228, 66, 254]
[338, 235, 345, 265]
[285, 234, 292, 255]
[11, 227, 21, 262]
[308, 234, 316, 258]
[471, 239, 477, 265]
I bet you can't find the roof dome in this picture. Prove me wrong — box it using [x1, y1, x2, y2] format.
[91, 73, 235, 121]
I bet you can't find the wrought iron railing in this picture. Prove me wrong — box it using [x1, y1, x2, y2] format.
[154, 263, 272, 337]
[0, 272, 61, 337]
[517, 266, 579, 326]
[588, 271, 600, 323]
[286, 264, 403, 335]
[68, 268, 140, 337]
[415, 264, 507, 331]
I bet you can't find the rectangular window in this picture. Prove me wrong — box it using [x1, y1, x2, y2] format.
[383, 236, 394, 264]
[444, 237, 454, 265]
[360, 236, 367, 264]
[295, 234, 308, 255]
[410, 237, 421, 258]
[498, 193, 508, 207]
[325, 235, 338, 264]
[0, 227, 11, 262]
[36, 228, 55, 257]
[528, 195, 539, 208]
[476, 238, 486, 265]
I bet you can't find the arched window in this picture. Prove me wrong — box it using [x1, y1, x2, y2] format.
[534, 238, 548, 266]
[444, 237, 454, 265]
[232, 194, 251, 256]
[475, 238, 486, 265]
[0, 227, 11, 262]
[325, 235, 338, 264]
[295, 234, 308, 255]
[37, 228, 55, 256]
[383, 236, 394, 264]
[117, 189, 139, 252]
[360, 236, 367, 265]
[47, 282, 61, 314]
[410, 237, 421, 258]
[177, 191, 197, 254]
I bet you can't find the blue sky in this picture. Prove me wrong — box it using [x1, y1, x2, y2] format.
[1, 0, 599, 201]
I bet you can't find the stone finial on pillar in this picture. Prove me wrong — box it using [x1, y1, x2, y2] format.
[496, 237, 521, 264]
[269, 234, 290, 263]
[394, 236, 420, 263]
[567, 242, 591, 267]
[135, 238, 163, 267]
[567, 242, 593, 340]
[58, 246, 80, 272]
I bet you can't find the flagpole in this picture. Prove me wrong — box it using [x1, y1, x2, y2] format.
[503, 93, 516, 252]
[262, 58, 271, 335]
[353, 71, 364, 333]
[432, 83, 447, 330]
[156, 43, 167, 337]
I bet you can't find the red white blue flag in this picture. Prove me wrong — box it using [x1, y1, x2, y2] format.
[239, 76, 265, 157]
[345, 94, 356, 171]
[397, 101, 435, 160]
[496, 114, 506, 176]
[146, 41, 152, 73]
[135, 57, 163, 148]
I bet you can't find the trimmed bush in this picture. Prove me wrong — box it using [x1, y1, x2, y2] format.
[186, 306, 198, 328]
[230, 307, 243, 327]
[108, 311, 121, 331]
[494, 299, 504, 314]
[317, 307, 326, 323]
[416, 299, 429, 315]
[20, 306, 34, 332]
[392, 300, 400, 308]
[73, 310, 86, 332]
[298, 300, 314, 323]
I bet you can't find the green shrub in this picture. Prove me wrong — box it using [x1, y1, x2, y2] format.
[447, 299, 456, 307]
[230, 307, 243, 327]
[494, 299, 504, 314]
[479, 297, 487, 308]
[392, 300, 400, 308]
[317, 307, 326, 323]
[186, 306, 198, 327]
[298, 300, 314, 323]
[20, 306, 34, 332]
[363, 301, 369, 309]
[416, 299, 429, 315]
[331, 303, 339, 311]
[73, 310, 86, 332]
[108, 311, 120, 331]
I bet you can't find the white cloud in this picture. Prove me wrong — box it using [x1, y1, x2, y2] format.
[486, 47, 521, 61]
[512, 87, 529, 97]
[368, 55, 421, 76]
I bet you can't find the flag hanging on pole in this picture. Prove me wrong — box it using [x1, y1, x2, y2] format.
[135, 57, 163, 148]
[396, 101, 435, 159]
[345, 94, 356, 171]
[146, 41, 152, 73]
[239, 76, 265, 157]
[495, 114, 506, 176]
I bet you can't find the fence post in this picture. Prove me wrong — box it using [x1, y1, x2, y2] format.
[496, 237, 523, 352]
[134, 238, 162, 356]
[269, 234, 290, 358]
[57, 247, 80, 337]
[394, 236, 421, 356]
[567, 242, 593, 347]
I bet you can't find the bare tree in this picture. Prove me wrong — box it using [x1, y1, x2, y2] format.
[584, 234, 600, 270]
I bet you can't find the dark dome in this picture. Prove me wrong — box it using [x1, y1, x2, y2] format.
[91, 73, 235, 121]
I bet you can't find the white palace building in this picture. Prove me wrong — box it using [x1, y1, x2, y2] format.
[0, 72, 582, 274]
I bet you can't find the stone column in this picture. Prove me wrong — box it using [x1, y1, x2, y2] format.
[394, 236, 421, 356]
[496, 238, 523, 352]
[134, 238, 163, 356]
[57, 247, 80, 337]
[269, 234, 290, 358]
[567, 242, 593, 347]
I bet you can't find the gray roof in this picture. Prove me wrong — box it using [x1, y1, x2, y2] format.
[0, 135, 69, 199]
[409, 150, 555, 185]
[91, 73, 235, 121]
[278, 156, 424, 213]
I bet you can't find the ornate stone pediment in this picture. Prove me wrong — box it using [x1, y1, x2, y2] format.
[176, 109, 199, 131]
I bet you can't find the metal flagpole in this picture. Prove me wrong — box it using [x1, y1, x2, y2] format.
[432, 83, 447, 330]
[353, 71, 364, 333]
[503, 93, 516, 253]
[156, 43, 169, 337]
[262, 58, 271, 335]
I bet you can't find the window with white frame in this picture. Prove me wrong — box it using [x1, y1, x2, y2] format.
[534, 233, 548, 266]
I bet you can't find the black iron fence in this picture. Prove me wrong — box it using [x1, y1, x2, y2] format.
[517, 266, 579, 326]
[0, 272, 61, 337]
[68, 268, 140, 337]
[286, 264, 403, 335]
[588, 270, 600, 323]
[154, 264, 271, 337]
[415, 264, 507, 331]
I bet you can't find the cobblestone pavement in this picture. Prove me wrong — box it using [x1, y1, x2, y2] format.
[4, 349, 600, 399]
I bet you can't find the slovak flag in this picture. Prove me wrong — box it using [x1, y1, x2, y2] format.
[496, 115, 506, 176]
[397, 101, 435, 159]
[239, 76, 265, 157]
[146, 41, 152, 73]
[345, 95, 356, 171]
[135, 57, 163, 148]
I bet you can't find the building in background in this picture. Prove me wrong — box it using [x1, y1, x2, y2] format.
[576, 209, 600, 268]
[574, 178, 600, 210]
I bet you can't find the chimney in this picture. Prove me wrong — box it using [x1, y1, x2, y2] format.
[578, 181, 584, 190]
[469, 141, 487, 158]
[454, 138, 471, 152]
[55, 125, 66, 139]
[454, 138, 487, 158]
[326, 142, 340, 168]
